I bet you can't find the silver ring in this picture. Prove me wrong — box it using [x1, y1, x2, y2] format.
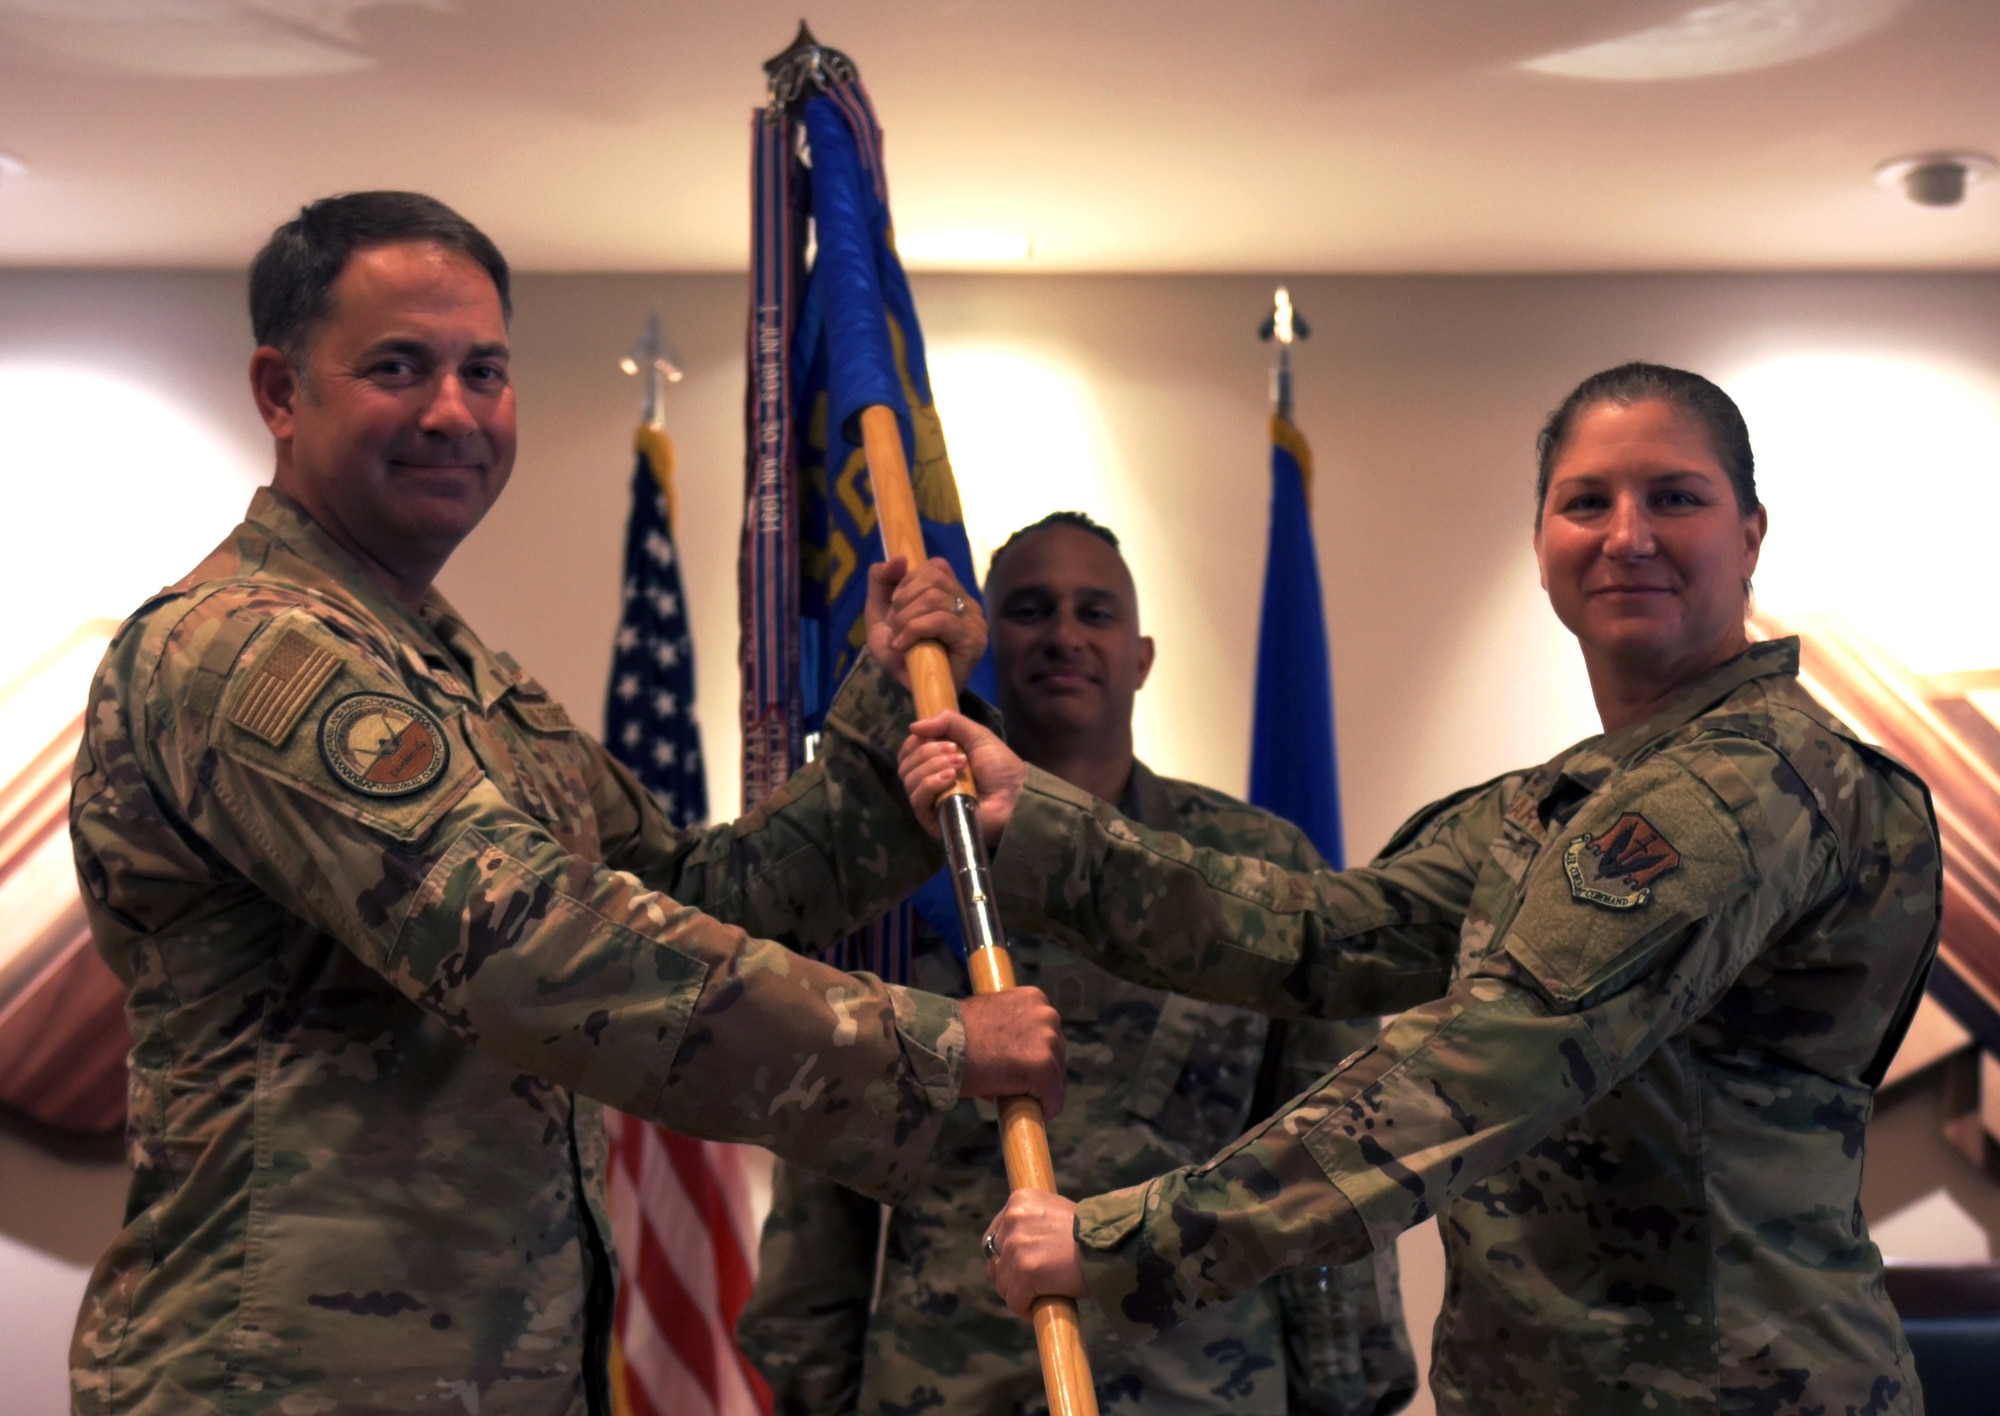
[983, 1231, 998, 1260]
[952, 595, 967, 616]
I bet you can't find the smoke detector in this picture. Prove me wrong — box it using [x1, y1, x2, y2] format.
[1875, 152, 1995, 208]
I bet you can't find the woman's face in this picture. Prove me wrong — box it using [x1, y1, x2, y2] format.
[1534, 398, 1767, 688]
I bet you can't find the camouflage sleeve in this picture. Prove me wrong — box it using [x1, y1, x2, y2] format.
[1065, 739, 1835, 1340]
[736, 1161, 881, 1416]
[591, 651, 992, 952]
[990, 767, 1500, 1020]
[133, 600, 964, 1203]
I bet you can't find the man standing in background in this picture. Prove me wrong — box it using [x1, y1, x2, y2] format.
[742, 512, 1415, 1416]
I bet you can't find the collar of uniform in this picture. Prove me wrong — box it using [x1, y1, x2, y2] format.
[1538, 637, 1802, 812]
[418, 595, 517, 710]
[245, 486, 434, 636]
[1118, 759, 1180, 834]
[244, 487, 491, 706]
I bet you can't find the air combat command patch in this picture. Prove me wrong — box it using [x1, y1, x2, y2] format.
[1564, 812, 1681, 909]
[319, 693, 450, 797]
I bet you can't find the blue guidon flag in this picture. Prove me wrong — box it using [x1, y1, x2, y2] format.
[744, 34, 993, 980]
[1248, 412, 1346, 869]
[606, 423, 707, 826]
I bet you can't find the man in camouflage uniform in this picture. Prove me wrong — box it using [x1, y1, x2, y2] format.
[741, 515, 1414, 1416]
[67, 191, 1065, 1416]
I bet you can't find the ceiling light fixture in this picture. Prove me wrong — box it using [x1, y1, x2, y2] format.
[1521, 0, 1910, 83]
[1874, 152, 1995, 208]
[0, 152, 27, 180]
[0, 0, 449, 79]
[894, 231, 1032, 267]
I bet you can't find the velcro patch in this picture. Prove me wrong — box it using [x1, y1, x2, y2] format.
[319, 693, 451, 797]
[228, 630, 341, 746]
[510, 698, 575, 734]
[1564, 812, 1681, 909]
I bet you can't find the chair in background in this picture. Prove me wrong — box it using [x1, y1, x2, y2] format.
[1885, 1262, 2000, 1416]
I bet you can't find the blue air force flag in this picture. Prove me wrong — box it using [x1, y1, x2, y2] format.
[1248, 415, 1344, 869]
[792, 91, 995, 726]
[745, 73, 991, 980]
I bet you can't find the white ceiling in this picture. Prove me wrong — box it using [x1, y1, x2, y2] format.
[0, 0, 1996, 273]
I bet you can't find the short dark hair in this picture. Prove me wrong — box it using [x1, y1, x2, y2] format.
[248, 191, 511, 363]
[1534, 362, 1758, 523]
[986, 511, 1122, 586]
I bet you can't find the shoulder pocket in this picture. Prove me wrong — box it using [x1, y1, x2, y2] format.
[1501, 763, 1754, 1007]
[216, 613, 480, 843]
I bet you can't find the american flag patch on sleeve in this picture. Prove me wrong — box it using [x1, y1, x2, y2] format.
[229, 630, 341, 747]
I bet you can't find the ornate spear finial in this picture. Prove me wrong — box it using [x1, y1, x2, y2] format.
[762, 20, 859, 110]
[620, 309, 684, 427]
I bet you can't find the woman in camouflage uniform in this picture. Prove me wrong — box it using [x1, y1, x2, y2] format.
[907, 364, 1944, 1416]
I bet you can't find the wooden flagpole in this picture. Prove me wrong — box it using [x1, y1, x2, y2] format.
[756, 25, 1098, 1408]
[859, 405, 1100, 1416]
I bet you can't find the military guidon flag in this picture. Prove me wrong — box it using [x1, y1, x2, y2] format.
[744, 25, 995, 985]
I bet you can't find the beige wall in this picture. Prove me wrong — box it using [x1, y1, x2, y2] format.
[12, 267, 2000, 854]
[7, 266, 2000, 1415]
[449, 269, 2000, 857]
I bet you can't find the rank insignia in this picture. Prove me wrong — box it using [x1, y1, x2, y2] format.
[319, 693, 450, 797]
[1563, 812, 1680, 909]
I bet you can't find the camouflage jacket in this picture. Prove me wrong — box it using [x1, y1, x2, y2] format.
[740, 761, 1414, 1416]
[68, 488, 971, 1416]
[989, 640, 1943, 1416]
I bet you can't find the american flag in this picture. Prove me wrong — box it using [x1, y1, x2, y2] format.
[604, 426, 707, 823]
[603, 425, 773, 1416]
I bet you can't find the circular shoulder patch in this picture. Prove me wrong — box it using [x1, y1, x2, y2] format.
[318, 693, 450, 797]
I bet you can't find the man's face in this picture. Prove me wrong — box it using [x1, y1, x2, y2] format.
[256, 241, 515, 585]
[987, 525, 1154, 746]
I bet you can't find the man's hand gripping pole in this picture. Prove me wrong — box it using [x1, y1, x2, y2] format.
[859, 405, 1100, 1416]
